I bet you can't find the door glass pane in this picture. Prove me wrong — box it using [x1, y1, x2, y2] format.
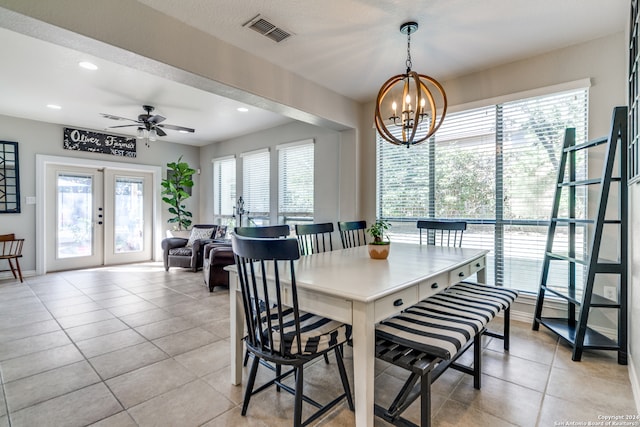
[57, 174, 93, 258]
[114, 176, 144, 253]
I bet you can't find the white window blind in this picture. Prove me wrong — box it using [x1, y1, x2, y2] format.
[499, 90, 588, 293]
[213, 157, 236, 226]
[242, 150, 270, 226]
[376, 87, 589, 293]
[278, 142, 314, 224]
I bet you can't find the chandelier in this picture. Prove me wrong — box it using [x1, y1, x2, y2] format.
[374, 22, 447, 147]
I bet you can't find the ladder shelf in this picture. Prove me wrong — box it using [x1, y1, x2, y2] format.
[532, 106, 628, 364]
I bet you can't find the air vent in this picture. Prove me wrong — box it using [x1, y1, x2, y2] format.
[243, 14, 292, 43]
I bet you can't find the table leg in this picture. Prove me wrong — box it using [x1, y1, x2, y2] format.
[477, 264, 487, 284]
[351, 301, 375, 427]
[230, 273, 243, 385]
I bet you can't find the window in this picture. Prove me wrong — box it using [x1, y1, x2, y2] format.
[242, 149, 270, 226]
[213, 156, 236, 226]
[278, 140, 314, 225]
[376, 87, 589, 293]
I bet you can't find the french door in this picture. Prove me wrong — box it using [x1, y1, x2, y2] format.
[46, 165, 152, 271]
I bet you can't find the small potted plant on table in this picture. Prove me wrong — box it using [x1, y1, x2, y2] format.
[366, 219, 391, 259]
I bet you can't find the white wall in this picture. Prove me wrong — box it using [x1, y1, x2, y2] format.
[0, 114, 201, 273]
[199, 121, 342, 225]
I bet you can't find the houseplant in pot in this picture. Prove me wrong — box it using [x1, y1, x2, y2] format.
[366, 219, 391, 259]
[161, 156, 195, 236]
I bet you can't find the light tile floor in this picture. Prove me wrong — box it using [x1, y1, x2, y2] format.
[0, 263, 636, 426]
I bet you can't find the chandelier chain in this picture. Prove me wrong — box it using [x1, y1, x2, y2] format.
[405, 29, 412, 72]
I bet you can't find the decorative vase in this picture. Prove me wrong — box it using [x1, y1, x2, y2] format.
[368, 243, 390, 259]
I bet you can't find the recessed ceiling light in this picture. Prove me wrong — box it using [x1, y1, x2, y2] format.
[237, 107, 249, 112]
[47, 104, 62, 110]
[79, 61, 98, 70]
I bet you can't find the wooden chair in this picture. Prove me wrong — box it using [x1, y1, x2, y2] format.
[295, 223, 334, 255]
[0, 233, 24, 282]
[231, 234, 353, 426]
[416, 220, 517, 350]
[338, 220, 367, 249]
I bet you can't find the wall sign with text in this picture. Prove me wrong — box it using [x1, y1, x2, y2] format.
[63, 127, 137, 158]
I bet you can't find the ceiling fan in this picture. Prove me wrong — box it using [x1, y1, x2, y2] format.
[100, 105, 195, 139]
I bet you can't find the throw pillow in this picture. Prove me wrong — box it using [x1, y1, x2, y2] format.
[186, 227, 215, 248]
[215, 225, 227, 239]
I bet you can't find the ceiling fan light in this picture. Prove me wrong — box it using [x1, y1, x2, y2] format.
[148, 128, 157, 141]
[136, 128, 145, 139]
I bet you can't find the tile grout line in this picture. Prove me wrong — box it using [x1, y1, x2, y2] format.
[534, 337, 561, 427]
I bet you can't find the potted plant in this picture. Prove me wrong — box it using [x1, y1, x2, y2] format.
[161, 156, 195, 236]
[366, 219, 391, 259]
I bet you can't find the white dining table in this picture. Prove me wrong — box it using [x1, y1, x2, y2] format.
[227, 242, 488, 427]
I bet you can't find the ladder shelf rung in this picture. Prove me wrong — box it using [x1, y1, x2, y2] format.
[563, 137, 608, 152]
[537, 318, 619, 349]
[541, 286, 582, 305]
[551, 218, 594, 224]
[603, 219, 622, 224]
[558, 178, 602, 187]
[550, 218, 619, 224]
[545, 252, 587, 264]
[590, 293, 621, 308]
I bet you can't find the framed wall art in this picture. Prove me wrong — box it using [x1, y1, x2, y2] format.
[0, 141, 20, 213]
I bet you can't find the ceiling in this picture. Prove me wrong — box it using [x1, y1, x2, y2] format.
[0, 0, 628, 146]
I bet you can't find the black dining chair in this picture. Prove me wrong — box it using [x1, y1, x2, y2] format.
[337, 220, 367, 249]
[235, 225, 290, 238]
[231, 234, 354, 426]
[234, 224, 290, 366]
[417, 220, 466, 247]
[295, 223, 334, 255]
[417, 220, 517, 351]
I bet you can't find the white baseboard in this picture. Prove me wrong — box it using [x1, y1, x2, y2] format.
[629, 354, 640, 413]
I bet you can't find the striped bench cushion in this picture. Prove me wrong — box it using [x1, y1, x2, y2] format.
[261, 309, 352, 356]
[446, 281, 519, 311]
[376, 293, 495, 360]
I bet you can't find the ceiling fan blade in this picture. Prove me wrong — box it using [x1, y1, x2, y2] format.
[154, 126, 167, 137]
[100, 113, 137, 122]
[108, 124, 139, 129]
[148, 114, 166, 124]
[158, 124, 195, 133]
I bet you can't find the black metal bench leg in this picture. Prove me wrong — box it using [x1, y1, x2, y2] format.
[293, 366, 304, 427]
[504, 307, 511, 351]
[421, 370, 432, 427]
[473, 333, 482, 390]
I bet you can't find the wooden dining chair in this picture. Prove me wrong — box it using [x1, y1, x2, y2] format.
[0, 233, 24, 283]
[231, 234, 354, 426]
[294, 223, 334, 255]
[338, 220, 367, 249]
[416, 220, 517, 350]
